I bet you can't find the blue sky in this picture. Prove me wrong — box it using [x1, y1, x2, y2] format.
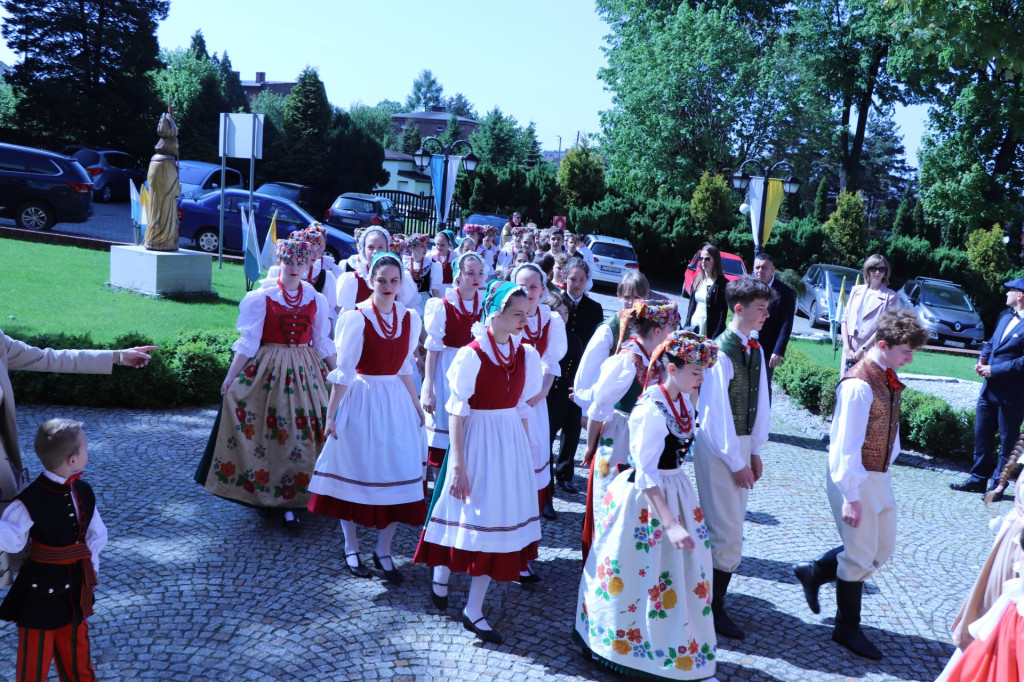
[0, 0, 927, 165]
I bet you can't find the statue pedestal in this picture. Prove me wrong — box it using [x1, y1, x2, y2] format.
[109, 245, 213, 296]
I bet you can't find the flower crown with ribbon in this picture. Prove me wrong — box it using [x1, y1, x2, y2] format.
[275, 239, 312, 265]
[298, 223, 326, 250]
[406, 233, 431, 249]
[650, 330, 719, 370]
[512, 224, 532, 237]
[463, 224, 485, 236]
[616, 299, 681, 353]
[388, 233, 406, 255]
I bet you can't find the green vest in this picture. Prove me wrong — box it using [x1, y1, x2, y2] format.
[614, 376, 643, 413]
[715, 328, 761, 437]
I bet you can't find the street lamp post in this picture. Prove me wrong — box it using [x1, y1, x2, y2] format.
[730, 159, 802, 256]
[412, 136, 478, 231]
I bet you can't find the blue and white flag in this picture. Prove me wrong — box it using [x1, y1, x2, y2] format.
[241, 205, 262, 282]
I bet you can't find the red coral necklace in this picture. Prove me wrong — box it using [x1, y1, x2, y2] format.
[488, 328, 517, 374]
[457, 290, 480, 318]
[372, 299, 398, 339]
[658, 383, 693, 433]
[277, 277, 303, 308]
[522, 310, 542, 344]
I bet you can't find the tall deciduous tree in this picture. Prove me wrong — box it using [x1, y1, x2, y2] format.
[405, 69, 444, 111]
[349, 102, 397, 149]
[1, 0, 169, 153]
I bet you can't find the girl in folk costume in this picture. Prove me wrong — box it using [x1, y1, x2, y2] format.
[307, 252, 427, 583]
[575, 331, 720, 681]
[305, 220, 344, 279]
[404, 233, 438, 308]
[949, 431, 1024, 650]
[195, 239, 335, 526]
[428, 230, 457, 291]
[337, 226, 417, 314]
[581, 300, 680, 561]
[413, 281, 543, 645]
[497, 224, 532, 269]
[421, 253, 485, 472]
[478, 226, 500, 270]
[511, 263, 568, 537]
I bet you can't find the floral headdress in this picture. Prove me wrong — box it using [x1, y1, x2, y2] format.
[388, 233, 406, 255]
[615, 299, 681, 353]
[275, 239, 312, 265]
[650, 330, 719, 371]
[297, 223, 326, 250]
[484, 225, 499, 237]
[463, 224, 485, 237]
[512, 224, 532, 237]
[406, 233, 431, 249]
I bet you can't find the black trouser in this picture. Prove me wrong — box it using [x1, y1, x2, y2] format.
[548, 389, 582, 484]
[968, 391, 1024, 486]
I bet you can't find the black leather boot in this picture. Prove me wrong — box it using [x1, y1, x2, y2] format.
[711, 569, 745, 640]
[833, 578, 883, 660]
[793, 545, 842, 614]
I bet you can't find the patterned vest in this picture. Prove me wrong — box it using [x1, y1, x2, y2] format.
[840, 359, 904, 473]
[715, 328, 761, 437]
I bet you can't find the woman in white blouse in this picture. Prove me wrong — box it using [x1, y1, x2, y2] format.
[841, 254, 898, 373]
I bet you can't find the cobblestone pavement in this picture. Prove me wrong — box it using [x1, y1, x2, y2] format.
[0, 390, 997, 682]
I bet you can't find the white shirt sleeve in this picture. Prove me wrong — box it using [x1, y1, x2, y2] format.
[751, 349, 771, 455]
[0, 499, 30, 554]
[322, 270, 339, 325]
[429, 258, 443, 290]
[629, 399, 669, 490]
[231, 290, 268, 357]
[329, 310, 366, 385]
[445, 346, 481, 417]
[540, 308, 568, 377]
[519, 344, 543, 419]
[337, 272, 359, 313]
[85, 506, 107, 576]
[828, 378, 874, 503]
[573, 323, 614, 409]
[307, 287, 334, 360]
[586, 353, 637, 423]
[423, 297, 447, 352]
[400, 309, 422, 376]
[695, 353, 745, 472]
[399, 270, 419, 309]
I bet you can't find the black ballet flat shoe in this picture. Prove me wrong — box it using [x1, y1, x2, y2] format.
[461, 611, 503, 645]
[372, 553, 404, 584]
[518, 567, 541, 585]
[557, 480, 580, 495]
[282, 510, 301, 527]
[429, 575, 449, 611]
[345, 553, 371, 578]
[541, 499, 558, 521]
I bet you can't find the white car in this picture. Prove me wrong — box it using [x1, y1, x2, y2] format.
[584, 234, 640, 286]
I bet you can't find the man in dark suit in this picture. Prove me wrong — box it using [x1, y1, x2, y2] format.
[753, 252, 796, 397]
[551, 256, 605, 496]
[951, 278, 1024, 496]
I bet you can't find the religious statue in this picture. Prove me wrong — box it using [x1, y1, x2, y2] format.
[143, 102, 180, 251]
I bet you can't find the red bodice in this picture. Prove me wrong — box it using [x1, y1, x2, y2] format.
[355, 310, 412, 375]
[262, 298, 317, 345]
[441, 261, 453, 284]
[467, 340, 526, 410]
[355, 275, 373, 304]
[520, 313, 550, 357]
[441, 299, 481, 348]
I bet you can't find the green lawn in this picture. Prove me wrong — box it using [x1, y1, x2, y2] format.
[788, 338, 982, 382]
[0, 238, 245, 344]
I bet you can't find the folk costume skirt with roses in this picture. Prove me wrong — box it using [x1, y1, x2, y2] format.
[414, 407, 541, 582]
[574, 467, 717, 681]
[307, 374, 427, 529]
[195, 343, 329, 509]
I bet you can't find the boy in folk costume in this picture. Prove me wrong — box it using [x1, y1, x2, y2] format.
[0, 419, 107, 681]
[693, 275, 774, 641]
[793, 309, 928, 660]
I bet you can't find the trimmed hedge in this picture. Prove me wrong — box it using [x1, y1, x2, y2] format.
[9, 330, 235, 408]
[774, 348, 975, 461]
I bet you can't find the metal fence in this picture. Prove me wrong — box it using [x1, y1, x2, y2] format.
[373, 190, 461, 236]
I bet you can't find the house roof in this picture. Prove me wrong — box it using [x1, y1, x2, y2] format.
[392, 111, 478, 124]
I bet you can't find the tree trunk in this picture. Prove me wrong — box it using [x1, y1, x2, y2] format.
[985, 122, 1020, 204]
[843, 43, 887, 194]
[837, 91, 852, 192]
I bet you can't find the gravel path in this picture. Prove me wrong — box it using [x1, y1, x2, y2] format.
[901, 375, 981, 413]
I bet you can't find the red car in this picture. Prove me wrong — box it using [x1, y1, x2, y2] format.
[682, 250, 748, 296]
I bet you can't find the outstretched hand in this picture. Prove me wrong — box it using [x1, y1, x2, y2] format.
[120, 346, 158, 368]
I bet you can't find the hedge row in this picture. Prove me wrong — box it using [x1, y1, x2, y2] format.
[773, 348, 975, 461]
[10, 331, 234, 408]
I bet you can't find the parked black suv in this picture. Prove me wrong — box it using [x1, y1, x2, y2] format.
[0, 143, 93, 230]
[323, 192, 403, 233]
[255, 182, 320, 215]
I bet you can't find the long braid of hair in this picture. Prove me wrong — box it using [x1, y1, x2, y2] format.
[984, 428, 1024, 506]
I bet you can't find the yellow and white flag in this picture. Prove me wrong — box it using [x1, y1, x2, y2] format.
[746, 177, 785, 250]
[259, 209, 278, 271]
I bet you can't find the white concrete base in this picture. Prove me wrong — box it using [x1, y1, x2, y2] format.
[109, 245, 213, 295]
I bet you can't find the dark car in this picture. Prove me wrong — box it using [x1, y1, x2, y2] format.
[0, 142, 93, 230]
[255, 182, 320, 215]
[178, 160, 245, 198]
[64, 147, 145, 203]
[323, 192, 403, 233]
[177, 189, 355, 262]
[464, 213, 508, 231]
[897, 277, 985, 349]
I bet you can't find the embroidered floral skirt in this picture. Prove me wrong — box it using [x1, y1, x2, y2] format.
[575, 467, 717, 680]
[194, 343, 328, 509]
[583, 409, 632, 559]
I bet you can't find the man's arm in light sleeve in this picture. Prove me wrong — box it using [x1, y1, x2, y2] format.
[696, 354, 744, 471]
[828, 379, 873, 503]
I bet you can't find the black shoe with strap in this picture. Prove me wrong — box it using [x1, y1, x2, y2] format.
[462, 611, 503, 645]
[711, 569, 745, 640]
[372, 553, 404, 584]
[833, 578, 883, 660]
[429, 574, 448, 611]
[345, 553, 371, 578]
[793, 546, 842, 614]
